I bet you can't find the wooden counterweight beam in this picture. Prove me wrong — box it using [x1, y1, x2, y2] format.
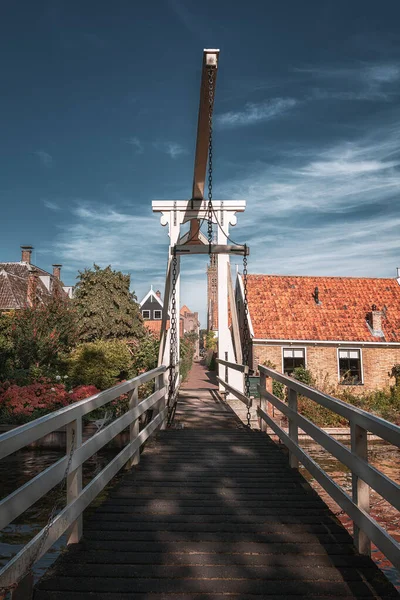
[191, 49, 219, 202]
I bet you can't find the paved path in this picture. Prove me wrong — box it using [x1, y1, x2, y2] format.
[34, 389, 399, 599]
[180, 359, 217, 390]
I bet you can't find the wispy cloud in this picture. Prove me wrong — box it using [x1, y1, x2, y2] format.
[153, 141, 187, 159]
[298, 62, 400, 102]
[43, 200, 61, 211]
[127, 136, 144, 154]
[35, 150, 53, 168]
[216, 98, 297, 128]
[52, 203, 170, 303]
[216, 121, 400, 279]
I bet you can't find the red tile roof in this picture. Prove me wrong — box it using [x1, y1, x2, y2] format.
[144, 320, 170, 336]
[247, 275, 400, 342]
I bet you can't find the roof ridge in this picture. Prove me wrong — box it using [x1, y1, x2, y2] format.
[248, 274, 396, 281]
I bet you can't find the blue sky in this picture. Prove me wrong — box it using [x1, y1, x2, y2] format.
[1, 1, 400, 326]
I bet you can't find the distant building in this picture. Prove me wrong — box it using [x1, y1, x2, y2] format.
[235, 272, 400, 392]
[207, 253, 218, 333]
[139, 287, 169, 336]
[0, 246, 71, 311]
[180, 305, 200, 357]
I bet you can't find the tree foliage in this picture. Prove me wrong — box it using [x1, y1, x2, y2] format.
[1, 296, 79, 381]
[74, 264, 145, 342]
[68, 339, 133, 390]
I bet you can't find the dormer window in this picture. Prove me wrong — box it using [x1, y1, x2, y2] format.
[142, 310, 150, 319]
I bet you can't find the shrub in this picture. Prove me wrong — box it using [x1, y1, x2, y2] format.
[0, 381, 100, 424]
[180, 333, 197, 382]
[68, 339, 133, 390]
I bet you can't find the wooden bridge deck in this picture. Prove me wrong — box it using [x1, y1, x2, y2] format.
[34, 387, 398, 599]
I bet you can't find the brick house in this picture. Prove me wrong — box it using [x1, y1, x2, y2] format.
[236, 272, 400, 392]
[0, 246, 71, 311]
[180, 305, 200, 357]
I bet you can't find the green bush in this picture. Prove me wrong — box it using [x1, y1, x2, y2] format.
[68, 339, 133, 390]
[180, 333, 197, 382]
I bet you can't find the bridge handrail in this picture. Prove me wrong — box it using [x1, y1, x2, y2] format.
[258, 364, 400, 572]
[0, 365, 168, 591]
[216, 358, 251, 407]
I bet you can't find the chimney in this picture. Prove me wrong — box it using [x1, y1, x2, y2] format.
[21, 245, 33, 264]
[27, 268, 38, 307]
[156, 290, 161, 299]
[371, 304, 383, 334]
[52, 264, 62, 280]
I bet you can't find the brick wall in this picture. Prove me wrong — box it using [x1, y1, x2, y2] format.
[252, 343, 400, 393]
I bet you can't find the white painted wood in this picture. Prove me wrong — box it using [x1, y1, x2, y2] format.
[216, 359, 248, 373]
[288, 388, 299, 469]
[0, 410, 167, 589]
[351, 423, 371, 556]
[259, 365, 400, 446]
[260, 388, 400, 510]
[66, 418, 82, 544]
[174, 244, 249, 255]
[127, 387, 140, 468]
[0, 366, 166, 459]
[259, 371, 267, 433]
[257, 405, 400, 572]
[216, 376, 251, 407]
[0, 388, 165, 530]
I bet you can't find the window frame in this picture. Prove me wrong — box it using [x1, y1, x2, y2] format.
[281, 347, 306, 376]
[142, 310, 151, 320]
[153, 309, 162, 320]
[337, 348, 363, 385]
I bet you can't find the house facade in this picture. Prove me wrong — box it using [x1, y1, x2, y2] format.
[139, 288, 168, 336]
[0, 246, 71, 311]
[236, 272, 400, 393]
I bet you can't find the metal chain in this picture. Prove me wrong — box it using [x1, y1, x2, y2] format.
[167, 249, 178, 424]
[0, 429, 76, 597]
[242, 248, 251, 427]
[207, 66, 215, 251]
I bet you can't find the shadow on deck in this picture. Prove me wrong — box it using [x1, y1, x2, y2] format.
[33, 387, 399, 599]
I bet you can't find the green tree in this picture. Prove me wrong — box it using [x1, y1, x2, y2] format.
[68, 339, 133, 390]
[6, 295, 79, 380]
[74, 264, 145, 342]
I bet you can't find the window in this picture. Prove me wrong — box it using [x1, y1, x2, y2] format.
[283, 348, 305, 375]
[339, 349, 362, 384]
[142, 310, 150, 319]
[154, 310, 162, 320]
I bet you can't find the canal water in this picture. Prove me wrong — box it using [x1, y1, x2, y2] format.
[0, 440, 399, 590]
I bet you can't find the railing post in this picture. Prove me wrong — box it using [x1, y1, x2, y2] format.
[259, 370, 267, 432]
[288, 387, 299, 469]
[66, 418, 82, 544]
[127, 387, 140, 468]
[351, 422, 371, 556]
[225, 351, 228, 385]
[156, 373, 167, 430]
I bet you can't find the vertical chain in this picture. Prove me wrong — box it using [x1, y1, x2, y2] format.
[168, 249, 178, 424]
[242, 247, 251, 427]
[207, 66, 215, 252]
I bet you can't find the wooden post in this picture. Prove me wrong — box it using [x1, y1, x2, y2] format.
[156, 373, 167, 430]
[351, 423, 371, 556]
[225, 352, 229, 384]
[259, 370, 267, 432]
[10, 571, 34, 600]
[288, 387, 299, 469]
[66, 418, 82, 544]
[127, 387, 140, 468]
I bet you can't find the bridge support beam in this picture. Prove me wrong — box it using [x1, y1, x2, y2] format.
[153, 200, 246, 400]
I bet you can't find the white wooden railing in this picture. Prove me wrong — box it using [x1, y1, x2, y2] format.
[258, 364, 400, 572]
[0, 366, 167, 593]
[216, 358, 251, 408]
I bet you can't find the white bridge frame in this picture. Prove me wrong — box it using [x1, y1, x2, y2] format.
[153, 199, 247, 397]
